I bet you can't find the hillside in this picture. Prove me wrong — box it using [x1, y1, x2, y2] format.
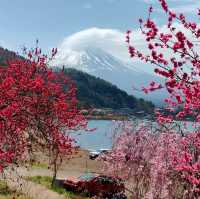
[0, 46, 154, 114]
[0, 47, 23, 65]
[53, 45, 167, 106]
[60, 68, 155, 114]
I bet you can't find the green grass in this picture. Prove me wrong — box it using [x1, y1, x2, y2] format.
[0, 180, 29, 199]
[30, 162, 49, 169]
[26, 176, 89, 199]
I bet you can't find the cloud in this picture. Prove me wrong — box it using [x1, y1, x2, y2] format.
[53, 20, 200, 74]
[53, 28, 133, 65]
[52, 26, 168, 67]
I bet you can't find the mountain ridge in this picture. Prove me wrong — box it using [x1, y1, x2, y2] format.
[53, 47, 167, 106]
[0, 45, 156, 113]
[59, 67, 155, 114]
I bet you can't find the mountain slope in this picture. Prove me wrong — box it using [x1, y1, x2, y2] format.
[0, 46, 154, 113]
[53, 47, 167, 106]
[0, 47, 23, 65]
[59, 68, 155, 113]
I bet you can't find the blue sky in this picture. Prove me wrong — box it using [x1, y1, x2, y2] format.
[0, 0, 199, 54]
[0, 0, 148, 51]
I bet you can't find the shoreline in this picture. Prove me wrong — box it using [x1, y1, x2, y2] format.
[85, 115, 128, 121]
[85, 114, 155, 121]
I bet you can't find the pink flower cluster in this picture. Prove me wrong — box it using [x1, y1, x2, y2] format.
[102, 122, 200, 198]
[126, 0, 200, 123]
[103, 0, 200, 198]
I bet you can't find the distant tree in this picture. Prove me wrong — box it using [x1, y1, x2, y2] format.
[62, 68, 154, 112]
[0, 47, 23, 65]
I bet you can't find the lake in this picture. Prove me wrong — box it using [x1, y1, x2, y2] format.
[71, 120, 115, 151]
[71, 120, 197, 151]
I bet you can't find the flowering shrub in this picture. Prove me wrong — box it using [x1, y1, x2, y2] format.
[102, 122, 199, 198]
[126, 0, 200, 123]
[0, 45, 86, 182]
[127, 0, 200, 196]
[102, 0, 200, 198]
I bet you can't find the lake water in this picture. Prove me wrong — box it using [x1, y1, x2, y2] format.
[71, 120, 197, 151]
[72, 120, 115, 151]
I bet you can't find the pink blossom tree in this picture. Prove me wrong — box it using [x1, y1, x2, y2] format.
[101, 122, 194, 198]
[102, 0, 200, 198]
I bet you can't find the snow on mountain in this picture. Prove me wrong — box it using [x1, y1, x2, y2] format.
[51, 28, 169, 106]
[53, 47, 167, 106]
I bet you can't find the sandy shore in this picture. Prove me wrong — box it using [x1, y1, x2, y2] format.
[29, 149, 103, 178]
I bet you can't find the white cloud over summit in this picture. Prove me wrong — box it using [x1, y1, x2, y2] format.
[53, 25, 177, 68]
[53, 27, 146, 66]
[53, 21, 200, 70]
[52, 26, 168, 68]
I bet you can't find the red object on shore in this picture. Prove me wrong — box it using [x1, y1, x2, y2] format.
[63, 172, 125, 197]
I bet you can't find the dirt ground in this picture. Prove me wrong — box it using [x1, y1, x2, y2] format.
[1, 150, 101, 199]
[3, 150, 132, 199]
[61, 150, 103, 174]
[22, 149, 103, 179]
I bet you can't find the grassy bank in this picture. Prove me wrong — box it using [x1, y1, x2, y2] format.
[30, 161, 49, 169]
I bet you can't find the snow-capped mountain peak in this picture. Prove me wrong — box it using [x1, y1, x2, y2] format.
[52, 47, 166, 106]
[53, 47, 144, 73]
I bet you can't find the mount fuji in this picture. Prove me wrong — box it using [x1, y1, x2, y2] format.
[53, 47, 167, 106]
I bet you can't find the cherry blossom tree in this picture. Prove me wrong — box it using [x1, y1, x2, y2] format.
[102, 121, 199, 198]
[126, 0, 200, 124]
[0, 45, 86, 184]
[102, 0, 200, 198]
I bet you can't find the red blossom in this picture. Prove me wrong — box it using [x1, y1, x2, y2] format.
[0, 46, 86, 172]
[120, 0, 200, 196]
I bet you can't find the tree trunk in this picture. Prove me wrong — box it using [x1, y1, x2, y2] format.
[51, 152, 58, 187]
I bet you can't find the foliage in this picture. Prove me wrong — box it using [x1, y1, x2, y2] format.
[0, 46, 155, 113]
[26, 176, 89, 199]
[0, 47, 23, 66]
[30, 161, 49, 169]
[101, 122, 198, 198]
[59, 67, 154, 113]
[102, 0, 200, 198]
[0, 45, 86, 184]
